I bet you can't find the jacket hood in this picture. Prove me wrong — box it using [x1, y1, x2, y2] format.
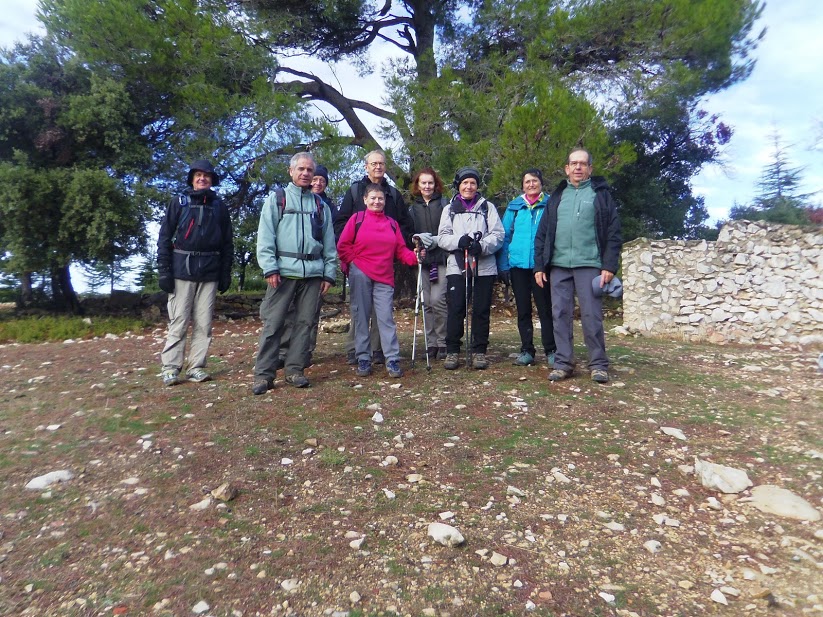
[187, 159, 220, 187]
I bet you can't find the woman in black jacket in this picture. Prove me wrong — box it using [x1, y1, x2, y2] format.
[408, 167, 449, 360]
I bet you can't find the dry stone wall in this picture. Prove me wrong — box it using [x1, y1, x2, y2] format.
[622, 220, 822, 346]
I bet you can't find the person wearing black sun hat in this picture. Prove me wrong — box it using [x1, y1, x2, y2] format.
[157, 159, 234, 387]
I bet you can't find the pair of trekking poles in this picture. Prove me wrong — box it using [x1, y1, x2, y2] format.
[411, 231, 482, 371]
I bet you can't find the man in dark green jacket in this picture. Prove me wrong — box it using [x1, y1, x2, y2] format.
[534, 147, 622, 384]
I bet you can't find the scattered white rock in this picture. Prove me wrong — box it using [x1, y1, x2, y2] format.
[507, 486, 526, 497]
[25, 470, 74, 490]
[192, 600, 210, 614]
[281, 458, 293, 466]
[598, 592, 615, 604]
[350, 591, 361, 603]
[661, 427, 687, 441]
[605, 521, 625, 532]
[371, 412, 384, 423]
[643, 540, 662, 554]
[489, 552, 508, 566]
[748, 485, 821, 521]
[46, 424, 61, 431]
[695, 457, 752, 493]
[427, 522, 465, 547]
[189, 496, 212, 511]
[710, 589, 728, 605]
[349, 537, 365, 550]
[406, 474, 423, 483]
[382, 488, 396, 500]
[280, 578, 300, 592]
[706, 496, 723, 511]
[651, 493, 666, 507]
[551, 471, 571, 484]
[381, 456, 399, 467]
[439, 511, 455, 520]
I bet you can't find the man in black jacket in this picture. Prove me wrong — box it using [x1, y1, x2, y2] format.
[534, 147, 621, 384]
[157, 159, 233, 386]
[335, 150, 414, 365]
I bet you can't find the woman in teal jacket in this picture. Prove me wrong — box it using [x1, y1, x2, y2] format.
[497, 168, 556, 367]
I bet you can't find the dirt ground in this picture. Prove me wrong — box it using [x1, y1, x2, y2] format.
[0, 306, 821, 617]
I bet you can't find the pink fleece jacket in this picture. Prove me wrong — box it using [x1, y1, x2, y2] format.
[337, 210, 417, 287]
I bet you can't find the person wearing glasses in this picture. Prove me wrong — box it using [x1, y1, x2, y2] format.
[335, 150, 415, 366]
[533, 148, 622, 384]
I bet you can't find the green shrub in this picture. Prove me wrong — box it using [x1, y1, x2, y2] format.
[0, 316, 148, 343]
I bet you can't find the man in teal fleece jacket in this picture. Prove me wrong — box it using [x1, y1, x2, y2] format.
[252, 152, 338, 393]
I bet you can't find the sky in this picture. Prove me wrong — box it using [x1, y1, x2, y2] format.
[2, 0, 822, 226]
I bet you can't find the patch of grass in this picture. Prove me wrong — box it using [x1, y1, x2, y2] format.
[0, 315, 148, 343]
[318, 448, 348, 467]
[97, 414, 151, 435]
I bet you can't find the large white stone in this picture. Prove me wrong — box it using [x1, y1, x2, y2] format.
[25, 470, 74, 490]
[749, 485, 821, 521]
[694, 458, 752, 494]
[428, 522, 465, 547]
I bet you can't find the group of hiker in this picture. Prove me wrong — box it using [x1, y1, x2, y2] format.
[155, 146, 622, 394]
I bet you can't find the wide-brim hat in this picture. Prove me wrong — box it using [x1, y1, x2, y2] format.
[592, 275, 623, 298]
[187, 159, 220, 187]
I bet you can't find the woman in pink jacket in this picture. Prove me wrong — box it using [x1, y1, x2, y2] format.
[338, 184, 422, 378]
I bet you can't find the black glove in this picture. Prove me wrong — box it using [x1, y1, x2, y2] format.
[468, 239, 483, 257]
[159, 274, 175, 294]
[498, 270, 511, 286]
[457, 234, 473, 250]
[218, 276, 231, 294]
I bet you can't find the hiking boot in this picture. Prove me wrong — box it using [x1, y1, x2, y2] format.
[549, 368, 573, 382]
[285, 373, 310, 388]
[591, 369, 610, 384]
[252, 378, 274, 395]
[186, 368, 211, 383]
[472, 353, 489, 370]
[356, 359, 372, 377]
[386, 359, 403, 378]
[162, 369, 180, 387]
[372, 350, 385, 365]
[346, 351, 357, 365]
[513, 351, 534, 366]
[437, 347, 447, 360]
[546, 352, 556, 368]
[444, 353, 460, 370]
[426, 347, 438, 360]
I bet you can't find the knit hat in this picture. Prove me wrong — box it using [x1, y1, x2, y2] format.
[453, 166, 480, 190]
[592, 275, 623, 298]
[186, 159, 220, 187]
[314, 164, 329, 184]
[522, 168, 543, 186]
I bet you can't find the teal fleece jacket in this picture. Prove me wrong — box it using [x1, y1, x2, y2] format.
[256, 183, 337, 283]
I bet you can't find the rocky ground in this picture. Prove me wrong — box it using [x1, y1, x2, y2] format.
[0, 306, 821, 617]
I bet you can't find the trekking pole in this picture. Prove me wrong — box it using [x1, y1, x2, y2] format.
[468, 231, 482, 369]
[341, 274, 347, 302]
[464, 247, 471, 368]
[419, 260, 431, 372]
[411, 240, 424, 369]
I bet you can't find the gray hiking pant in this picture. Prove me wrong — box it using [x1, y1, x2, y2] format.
[550, 266, 608, 372]
[161, 279, 217, 373]
[348, 264, 401, 363]
[254, 277, 322, 380]
[421, 269, 447, 349]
